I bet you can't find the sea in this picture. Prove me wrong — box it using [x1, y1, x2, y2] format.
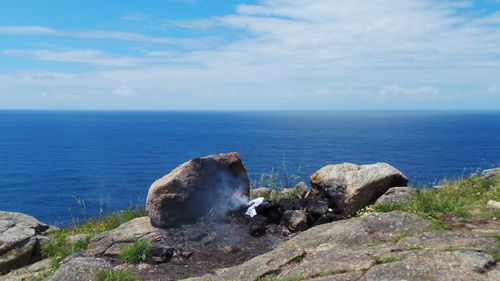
[1, 110, 499, 226]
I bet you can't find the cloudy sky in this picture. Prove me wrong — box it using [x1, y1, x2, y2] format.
[1, 0, 499, 110]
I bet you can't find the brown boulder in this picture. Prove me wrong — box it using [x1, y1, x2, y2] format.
[310, 163, 408, 216]
[146, 152, 250, 228]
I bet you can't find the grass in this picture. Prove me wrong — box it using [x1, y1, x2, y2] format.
[120, 239, 152, 264]
[392, 232, 413, 243]
[41, 234, 92, 271]
[371, 176, 499, 220]
[380, 256, 404, 264]
[97, 269, 138, 281]
[41, 207, 147, 271]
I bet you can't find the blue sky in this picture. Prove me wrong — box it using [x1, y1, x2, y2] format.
[0, 0, 499, 110]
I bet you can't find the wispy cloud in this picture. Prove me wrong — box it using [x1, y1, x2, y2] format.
[4, 49, 147, 67]
[2, 0, 500, 109]
[0, 25, 62, 35]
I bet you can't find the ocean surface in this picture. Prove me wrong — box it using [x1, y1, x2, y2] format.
[1, 110, 499, 226]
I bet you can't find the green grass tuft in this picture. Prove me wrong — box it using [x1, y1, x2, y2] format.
[393, 232, 413, 243]
[97, 269, 138, 281]
[120, 239, 152, 264]
[41, 234, 92, 271]
[380, 256, 404, 264]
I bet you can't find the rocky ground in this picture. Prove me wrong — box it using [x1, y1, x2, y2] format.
[1, 153, 499, 281]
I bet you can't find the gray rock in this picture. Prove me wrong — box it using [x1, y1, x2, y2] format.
[359, 250, 496, 281]
[0, 211, 49, 274]
[86, 217, 158, 256]
[394, 231, 499, 252]
[310, 163, 408, 216]
[147, 152, 251, 228]
[185, 211, 431, 281]
[482, 168, 500, 180]
[281, 210, 309, 233]
[0, 259, 50, 281]
[278, 249, 375, 279]
[66, 234, 91, 244]
[487, 200, 500, 210]
[374, 186, 417, 206]
[46, 253, 111, 281]
[250, 187, 271, 199]
[292, 182, 310, 198]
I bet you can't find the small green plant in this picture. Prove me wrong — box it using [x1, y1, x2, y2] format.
[254, 157, 302, 191]
[291, 256, 304, 263]
[454, 209, 470, 217]
[484, 250, 500, 261]
[380, 256, 404, 264]
[490, 233, 500, 240]
[97, 269, 138, 281]
[41, 234, 92, 271]
[120, 239, 151, 264]
[367, 240, 382, 247]
[393, 232, 413, 243]
[373, 202, 404, 213]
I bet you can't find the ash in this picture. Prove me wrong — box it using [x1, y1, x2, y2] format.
[133, 197, 340, 281]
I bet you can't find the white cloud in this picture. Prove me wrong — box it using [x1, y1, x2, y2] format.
[0, 25, 62, 35]
[2, 0, 500, 109]
[112, 87, 138, 97]
[3, 49, 147, 67]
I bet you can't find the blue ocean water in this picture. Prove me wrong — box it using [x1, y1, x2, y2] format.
[1, 110, 499, 226]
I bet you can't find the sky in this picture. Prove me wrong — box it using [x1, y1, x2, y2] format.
[0, 0, 499, 110]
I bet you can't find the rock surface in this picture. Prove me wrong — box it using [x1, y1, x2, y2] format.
[86, 217, 159, 256]
[310, 163, 408, 216]
[487, 200, 500, 210]
[0, 211, 49, 274]
[147, 152, 251, 228]
[374, 186, 417, 205]
[250, 187, 271, 199]
[482, 168, 500, 180]
[46, 253, 111, 281]
[185, 211, 499, 281]
[0, 259, 50, 281]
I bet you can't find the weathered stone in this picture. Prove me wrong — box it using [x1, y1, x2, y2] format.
[482, 168, 500, 180]
[86, 217, 158, 256]
[250, 187, 271, 199]
[359, 250, 496, 281]
[310, 162, 408, 216]
[278, 249, 375, 279]
[0, 211, 49, 274]
[487, 200, 500, 210]
[394, 231, 499, 252]
[281, 210, 309, 233]
[0, 259, 50, 281]
[307, 272, 364, 281]
[46, 253, 111, 281]
[374, 186, 417, 206]
[185, 211, 431, 281]
[147, 152, 251, 228]
[292, 182, 310, 198]
[66, 234, 91, 244]
[360, 211, 431, 242]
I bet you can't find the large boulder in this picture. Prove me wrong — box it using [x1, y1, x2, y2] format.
[310, 163, 408, 216]
[0, 211, 49, 274]
[147, 152, 251, 228]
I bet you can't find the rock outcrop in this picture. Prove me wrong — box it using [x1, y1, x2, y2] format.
[46, 253, 111, 281]
[374, 186, 417, 205]
[147, 152, 251, 228]
[185, 211, 499, 281]
[0, 211, 49, 274]
[0, 259, 50, 281]
[310, 163, 408, 216]
[86, 217, 158, 256]
[482, 168, 500, 181]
